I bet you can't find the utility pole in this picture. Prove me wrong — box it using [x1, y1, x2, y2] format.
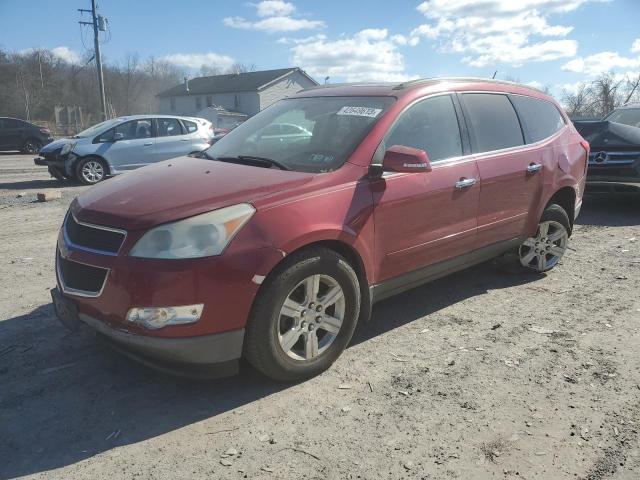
[79, 0, 107, 120]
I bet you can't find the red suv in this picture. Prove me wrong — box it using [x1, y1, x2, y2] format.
[52, 78, 589, 381]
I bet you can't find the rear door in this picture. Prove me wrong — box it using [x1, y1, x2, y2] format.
[0, 118, 23, 150]
[155, 117, 192, 161]
[372, 94, 480, 283]
[459, 93, 544, 247]
[96, 119, 155, 171]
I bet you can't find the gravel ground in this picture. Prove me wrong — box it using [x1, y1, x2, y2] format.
[1, 153, 639, 480]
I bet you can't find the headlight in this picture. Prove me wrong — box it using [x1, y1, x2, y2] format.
[129, 203, 255, 259]
[60, 142, 77, 155]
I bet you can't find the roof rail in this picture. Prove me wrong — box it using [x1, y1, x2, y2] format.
[393, 76, 546, 94]
[299, 82, 396, 92]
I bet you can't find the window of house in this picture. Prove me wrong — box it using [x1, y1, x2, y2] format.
[461, 93, 524, 153]
[206, 96, 213, 107]
[195, 97, 202, 110]
[385, 94, 463, 162]
[170, 98, 176, 111]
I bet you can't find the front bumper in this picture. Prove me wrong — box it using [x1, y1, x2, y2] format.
[53, 288, 244, 378]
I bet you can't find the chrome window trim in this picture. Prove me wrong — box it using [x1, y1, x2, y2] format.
[56, 250, 109, 298]
[63, 212, 127, 257]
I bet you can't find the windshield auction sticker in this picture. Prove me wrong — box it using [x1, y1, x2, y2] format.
[336, 106, 383, 118]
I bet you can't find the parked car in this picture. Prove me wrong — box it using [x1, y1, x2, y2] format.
[0, 117, 54, 153]
[34, 115, 214, 184]
[574, 103, 640, 193]
[51, 78, 588, 381]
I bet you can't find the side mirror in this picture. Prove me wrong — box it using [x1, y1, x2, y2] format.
[113, 132, 125, 141]
[381, 145, 431, 173]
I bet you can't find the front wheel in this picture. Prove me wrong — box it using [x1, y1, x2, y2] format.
[518, 204, 570, 273]
[244, 247, 361, 382]
[75, 157, 107, 185]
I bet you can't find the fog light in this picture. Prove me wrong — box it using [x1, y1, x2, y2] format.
[126, 304, 204, 330]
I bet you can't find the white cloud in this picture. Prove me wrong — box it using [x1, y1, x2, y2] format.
[409, 0, 604, 67]
[290, 28, 416, 82]
[224, 15, 324, 33]
[20, 46, 81, 63]
[159, 52, 235, 70]
[255, 0, 295, 17]
[562, 51, 640, 76]
[526, 80, 543, 89]
[632, 38, 640, 54]
[224, 1, 324, 33]
[277, 34, 327, 44]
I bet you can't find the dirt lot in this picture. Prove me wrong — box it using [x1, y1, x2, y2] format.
[1, 152, 639, 480]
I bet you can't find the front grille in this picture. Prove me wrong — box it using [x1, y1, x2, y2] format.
[57, 253, 108, 295]
[587, 166, 640, 178]
[65, 214, 125, 254]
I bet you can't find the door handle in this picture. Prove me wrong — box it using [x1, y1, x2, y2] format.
[455, 178, 476, 189]
[527, 163, 542, 173]
[180, 138, 189, 142]
[144, 142, 153, 146]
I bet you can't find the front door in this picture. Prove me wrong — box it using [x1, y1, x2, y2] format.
[372, 94, 479, 283]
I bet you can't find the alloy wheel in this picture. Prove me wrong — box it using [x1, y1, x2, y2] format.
[519, 220, 568, 272]
[81, 160, 104, 184]
[277, 274, 345, 361]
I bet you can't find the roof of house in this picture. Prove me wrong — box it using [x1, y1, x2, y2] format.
[157, 67, 317, 97]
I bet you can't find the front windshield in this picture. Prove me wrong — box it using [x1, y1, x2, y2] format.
[605, 108, 640, 128]
[205, 96, 395, 173]
[75, 118, 124, 138]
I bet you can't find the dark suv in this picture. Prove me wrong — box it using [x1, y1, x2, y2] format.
[0, 117, 54, 153]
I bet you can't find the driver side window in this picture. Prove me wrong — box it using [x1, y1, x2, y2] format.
[385, 95, 462, 162]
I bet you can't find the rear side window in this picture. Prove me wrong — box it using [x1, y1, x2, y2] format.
[182, 120, 198, 133]
[462, 93, 524, 153]
[509, 95, 565, 143]
[385, 94, 462, 162]
[157, 118, 184, 137]
[0, 118, 18, 128]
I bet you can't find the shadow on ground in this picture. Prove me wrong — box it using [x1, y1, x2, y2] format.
[577, 192, 640, 227]
[0, 179, 76, 191]
[0, 196, 632, 479]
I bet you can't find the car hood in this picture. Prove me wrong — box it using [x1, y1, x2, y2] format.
[574, 120, 640, 150]
[73, 157, 314, 230]
[39, 138, 75, 153]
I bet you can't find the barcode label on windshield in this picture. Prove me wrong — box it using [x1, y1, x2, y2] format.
[337, 106, 383, 118]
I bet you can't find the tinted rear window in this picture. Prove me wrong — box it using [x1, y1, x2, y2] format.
[510, 95, 565, 143]
[462, 93, 524, 153]
[183, 120, 198, 133]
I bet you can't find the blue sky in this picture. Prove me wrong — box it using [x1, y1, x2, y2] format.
[1, 0, 639, 97]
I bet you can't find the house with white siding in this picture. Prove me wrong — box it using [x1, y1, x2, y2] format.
[157, 68, 318, 127]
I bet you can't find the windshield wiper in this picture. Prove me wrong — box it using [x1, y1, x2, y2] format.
[214, 155, 291, 171]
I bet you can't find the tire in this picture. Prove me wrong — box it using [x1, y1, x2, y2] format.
[244, 247, 361, 382]
[516, 204, 571, 273]
[75, 156, 107, 185]
[22, 138, 42, 154]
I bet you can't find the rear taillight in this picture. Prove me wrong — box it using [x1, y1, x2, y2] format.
[579, 139, 590, 174]
[39, 128, 50, 134]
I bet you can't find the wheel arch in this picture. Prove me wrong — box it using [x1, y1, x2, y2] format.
[258, 238, 373, 324]
[545, 186, 577, 234]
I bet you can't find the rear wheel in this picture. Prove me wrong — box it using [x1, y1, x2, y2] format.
[76, 157, 107, 185]
[22, 138, 42, 154]
[244, 247, 360, 382]
[518, 204, 570, 273]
